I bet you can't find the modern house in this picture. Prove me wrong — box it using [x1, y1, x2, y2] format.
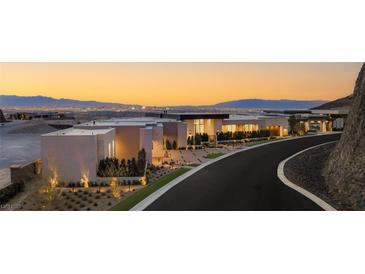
[222, 115, 289, 137]
[147, 112, 229, 142]
[108, 117, 188, 149]
[311, 109, 348, 131]
[40, 112, 291, 182]
[41, 128, 115, 182]
[288, 114, 333, 134]
[265, 108, 347, 132]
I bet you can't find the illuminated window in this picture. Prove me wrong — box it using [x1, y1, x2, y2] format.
[112, 140, 115, 157]
[225, 125, 236, 132]
[194, 119, 205, 134]
[244, 124, 255, 131]
[108, 143, 111, 158]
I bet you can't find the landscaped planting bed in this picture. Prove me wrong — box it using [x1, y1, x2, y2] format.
[18, 184, 143, 211]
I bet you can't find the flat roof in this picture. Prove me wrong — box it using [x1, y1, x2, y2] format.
[224, 114, 288, 124]
[147, 112, 229, 120]
[291, 114, 333, 121]
[78, 119, 161, 127]
[311, 109, 349, 115]
[43, 127, 114, 136]
[112, 117, 181, 123]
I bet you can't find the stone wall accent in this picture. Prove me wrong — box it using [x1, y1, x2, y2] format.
[324, 63, 365, 209]
[10, 160, 42, 185]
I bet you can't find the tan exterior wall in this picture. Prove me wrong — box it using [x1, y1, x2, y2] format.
[152, 125, 164, 159]
[162, 121, 188, 148]
[139, 127, 153, 162]
[97, 129, 116, 159]
[177, 122, 187, 148]
[42, 135, 99, 182]
[114, 126, 141, 161]
[261, 118, 289, 137]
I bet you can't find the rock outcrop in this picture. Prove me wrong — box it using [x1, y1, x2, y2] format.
[312, 95, 353, 111]
[0, 109, 6, 123]
[324, 63, 365, 209]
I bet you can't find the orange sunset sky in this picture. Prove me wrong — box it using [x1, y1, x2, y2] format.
[0, 63, 362, 106]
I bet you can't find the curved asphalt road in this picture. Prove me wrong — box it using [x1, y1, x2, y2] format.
[146, 134, 341, 211]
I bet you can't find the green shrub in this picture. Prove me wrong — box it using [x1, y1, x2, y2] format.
[194, 133, 202, 145]
[216, 130, 271, 141]
[97, 149, 146, 177]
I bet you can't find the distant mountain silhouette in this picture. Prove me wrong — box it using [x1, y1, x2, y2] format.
[0, 95, 128, 108]
[213, 99, 327, 109]
[0, 95, 328, 110]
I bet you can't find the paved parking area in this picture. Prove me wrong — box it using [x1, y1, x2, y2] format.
[0, 121, 50, 170]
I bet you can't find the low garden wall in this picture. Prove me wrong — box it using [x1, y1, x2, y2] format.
[0, 160, 41, 204]
[10, 160, 42, 185]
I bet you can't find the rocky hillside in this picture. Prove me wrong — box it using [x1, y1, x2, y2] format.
[0, 109, 6, 122]
[324, 63, 365, 209]
[214, 99, 327, 109]
[312, 95, 353, 110]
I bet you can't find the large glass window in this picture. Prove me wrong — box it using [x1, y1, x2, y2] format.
[194, 119, 205, 134]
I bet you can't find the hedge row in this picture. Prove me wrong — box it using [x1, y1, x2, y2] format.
[216, 130, 273, 141]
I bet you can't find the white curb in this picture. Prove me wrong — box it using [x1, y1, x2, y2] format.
[130, 133, 341, 211]
[277, 141, 337, 211]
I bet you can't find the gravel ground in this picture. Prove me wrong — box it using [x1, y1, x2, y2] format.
[284, 142, 351, 210]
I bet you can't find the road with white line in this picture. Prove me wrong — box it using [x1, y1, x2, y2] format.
[146, 134, 340, 211]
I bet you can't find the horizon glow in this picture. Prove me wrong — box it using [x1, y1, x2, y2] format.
[0, 63, 362, 106]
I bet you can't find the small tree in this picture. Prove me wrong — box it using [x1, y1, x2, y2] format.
[289, 115, 306, 135]
[137, 149, 146, 175]
[172, 140, 177, 150]
[127, 159, 132, 176]
[195, 133, 202, 145]
[166, 139, 172, 150]
[130, 158, 138, 176]
[120, 158, 126, 176]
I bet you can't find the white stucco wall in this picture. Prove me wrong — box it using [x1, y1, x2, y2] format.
[41, 129, 115, 182]
[161, 121, 188, 148]
[140, 127, 153, 162]
[177, 122, 187, 148]
[96, 129, 116, 159]
[42, 135, 98, 182]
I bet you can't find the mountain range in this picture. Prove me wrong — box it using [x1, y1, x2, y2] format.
[0, 95, 126, 108]
[0, 95, 328, 109]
